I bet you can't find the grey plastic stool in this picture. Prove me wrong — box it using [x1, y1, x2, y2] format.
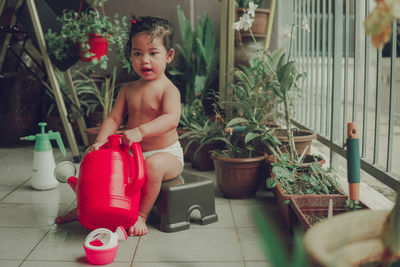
[155, 172, 218, 232]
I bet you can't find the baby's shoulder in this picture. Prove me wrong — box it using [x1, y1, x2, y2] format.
[119, 80, 141, 94]
[163, 78, 180, 94]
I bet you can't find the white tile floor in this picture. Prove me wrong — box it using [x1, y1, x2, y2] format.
[0, 146, 292, 267]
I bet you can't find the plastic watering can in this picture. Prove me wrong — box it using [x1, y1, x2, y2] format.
[55, 134, 146, 231]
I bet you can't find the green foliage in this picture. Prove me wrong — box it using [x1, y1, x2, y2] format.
[253, 208, 309, 267]
[45, 2, 129, 70]
[180, 99, 209, 129]
[43, 67, 121, 121]
[76, 67, 120, 120]
[266, 154, 342, 195]
[235, 0, 264, 8]
[171, 5, 219, 104]
[43, 67, 95, 118]
[180, 118, 225, 156]
[345, 200, 363, 211]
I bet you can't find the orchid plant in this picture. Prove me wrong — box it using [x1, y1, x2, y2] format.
[231, 1, 309, 163]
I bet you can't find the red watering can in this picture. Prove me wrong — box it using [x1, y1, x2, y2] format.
[55, 134, 146, 231]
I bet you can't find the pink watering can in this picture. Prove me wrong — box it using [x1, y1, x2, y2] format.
[55, 134, 146, 231]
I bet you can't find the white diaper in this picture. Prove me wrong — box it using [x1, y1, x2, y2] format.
[142, 141, 184, 171]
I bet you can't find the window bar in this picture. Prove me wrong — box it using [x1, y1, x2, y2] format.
[321, 0, 327, 136]
[316, 0, 321, 134]
[315, 0, 322, 133]
[311, 0, 317, 130]
[294, 0, 300, 122]
[304, 0, 309, 127]
[301, 0, 307, 123]
[331, 0, 343, 146]
[342, 0, 350, 145]
[361, 0, 370, 158]
[326, 0, 333, 137]
[386, 21, 397, 172]
[373, 49, 382, 164]
[307, 0, 312, 128]
[352, 0, 360, 122]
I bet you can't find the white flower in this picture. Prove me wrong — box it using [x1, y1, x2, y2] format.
[248, 1, 258, 17]
[281, 25, 294, 40]
[300, 16, 310, 32]
[233, 13, 254, 31]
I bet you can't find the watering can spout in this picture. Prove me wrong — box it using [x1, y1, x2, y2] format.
[54, 161, 77, 192]
[67, 176, 78, 193]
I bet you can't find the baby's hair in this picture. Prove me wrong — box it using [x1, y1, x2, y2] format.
[125, 16, 174, 61]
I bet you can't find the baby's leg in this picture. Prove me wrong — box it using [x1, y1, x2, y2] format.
[55, 207, 78, 224]
[129, 152, 182, 236]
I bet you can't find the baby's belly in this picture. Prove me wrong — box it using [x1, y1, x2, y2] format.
[140, 130, 179, 152]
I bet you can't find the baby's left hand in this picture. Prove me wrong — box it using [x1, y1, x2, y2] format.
[122, 128, 143, 146]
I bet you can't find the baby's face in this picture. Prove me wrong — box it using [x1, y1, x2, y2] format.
[131, 33, 174, 81]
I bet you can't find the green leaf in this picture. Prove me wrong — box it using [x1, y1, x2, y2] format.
[226, 117, 248, 127]
[272, 166, 293, 179]
[266, 178, 276, 189]
[245, 132, 258, 143]
[194, 75, 207, 96]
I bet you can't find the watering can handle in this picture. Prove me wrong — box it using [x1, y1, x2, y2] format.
[130, 142, 145, 182]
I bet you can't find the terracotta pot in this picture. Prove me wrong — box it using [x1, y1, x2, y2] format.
[213, 152, 267, 199]
[235, 8, 270, 45]
[290, 196, 369, 230]
[266, 155, 346, 231]
[78, 34, 109, 62]
[192, 142, 224, 171]
[272, 129, 317, 155]
[304, 210, 391, 267]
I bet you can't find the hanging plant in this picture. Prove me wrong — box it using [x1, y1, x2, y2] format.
[45, 0, 129, 70]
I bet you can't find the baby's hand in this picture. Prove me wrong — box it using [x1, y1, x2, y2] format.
[122, 128, 143, 147]
[84, 141, 106, 156]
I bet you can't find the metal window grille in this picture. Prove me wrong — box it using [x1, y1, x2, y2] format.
[281, 0, 400, 190]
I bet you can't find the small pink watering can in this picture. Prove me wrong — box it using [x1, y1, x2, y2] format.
[55, 134, 146, 231]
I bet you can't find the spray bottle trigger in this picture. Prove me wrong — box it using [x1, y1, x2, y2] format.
[49, 131, 66, 157]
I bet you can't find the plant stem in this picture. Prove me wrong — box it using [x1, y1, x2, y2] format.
[283, 92, 297, 161]
[287, 24, 295, 61]
[249, 30, 277, 77]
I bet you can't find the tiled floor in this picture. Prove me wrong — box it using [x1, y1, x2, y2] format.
[0, 146, 292, 267]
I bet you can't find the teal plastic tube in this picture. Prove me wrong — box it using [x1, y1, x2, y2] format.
[346, 138, 360, 183]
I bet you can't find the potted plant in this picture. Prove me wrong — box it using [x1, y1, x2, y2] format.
[180, 117, 225, 171]
[231, 2, 344, 230]
[171, 5, 219, 110]
[201, 115, 268, 199]
[42, 66, 96, 146]
[179, 99, 209, 162]
[76, 67, 125, 145]
[44, 0, 129, 70]
[234, 0, 269, 39]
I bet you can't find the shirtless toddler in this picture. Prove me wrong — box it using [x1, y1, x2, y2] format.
[55, 16, 183, 236]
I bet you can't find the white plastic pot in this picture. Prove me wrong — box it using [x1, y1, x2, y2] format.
[303, 209, 391, 267]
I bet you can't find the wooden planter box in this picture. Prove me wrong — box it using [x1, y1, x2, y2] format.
[272, 176, 347, 232]
[290, 195, 369, 230]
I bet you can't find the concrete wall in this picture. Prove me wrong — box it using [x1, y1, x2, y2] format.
[104, 0, 221, 47]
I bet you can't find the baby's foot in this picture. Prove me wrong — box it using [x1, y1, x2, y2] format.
[55, 208, 78, 224]
[129, 216, 148, 236]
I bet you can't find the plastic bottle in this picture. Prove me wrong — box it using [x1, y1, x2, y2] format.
[20, 122, 66, 190]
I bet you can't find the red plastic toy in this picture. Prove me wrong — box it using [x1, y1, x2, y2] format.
[67, 134, 146, 231]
